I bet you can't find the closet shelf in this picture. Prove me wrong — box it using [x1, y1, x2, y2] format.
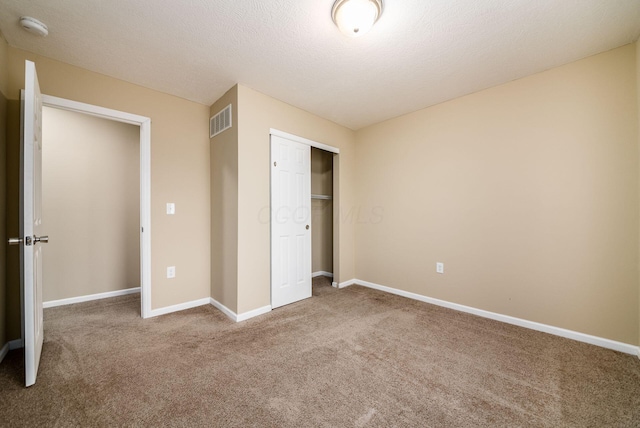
[311, 194, 333, 200]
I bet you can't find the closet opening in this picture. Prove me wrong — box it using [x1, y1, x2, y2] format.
[269, 129, 340, 309]
[311, 147, 334, 293]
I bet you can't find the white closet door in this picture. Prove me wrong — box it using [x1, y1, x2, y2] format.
[270, 135, 311, 309]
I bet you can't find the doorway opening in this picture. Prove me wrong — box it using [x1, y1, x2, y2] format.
[41, 106, 140, 314]
[41, 95, 151, 318]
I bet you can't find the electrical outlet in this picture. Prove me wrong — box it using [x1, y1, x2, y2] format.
[167, 266, 176, 278]
[436, 262, 444, 274]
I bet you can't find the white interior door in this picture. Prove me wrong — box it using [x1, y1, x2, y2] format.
[21, 60, 46, 387]
[271, 135, 311, 308]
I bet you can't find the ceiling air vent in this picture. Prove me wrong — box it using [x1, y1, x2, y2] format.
[210, 104, 232, 138]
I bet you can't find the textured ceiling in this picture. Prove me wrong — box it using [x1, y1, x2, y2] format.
[1, 0, 640, 130]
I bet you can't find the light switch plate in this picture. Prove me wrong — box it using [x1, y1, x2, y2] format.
[436, 262, 444, 274]
[166, 203, 175, 215]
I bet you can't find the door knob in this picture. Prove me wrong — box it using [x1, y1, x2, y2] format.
[306, 225, 310, 230]
[8, 235, 47, 245]
[8, 237, 22, 245]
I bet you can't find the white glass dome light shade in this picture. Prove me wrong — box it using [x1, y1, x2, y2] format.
[19, 16, 49, 37]
[332, 0, 383, 38]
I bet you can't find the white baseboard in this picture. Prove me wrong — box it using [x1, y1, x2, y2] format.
[237, 305, 272, 322]
[0, 339, 21, 364]
[338, 279, 356, 289]
[210, 297, 272, 322]
[354, 279, 640, 356]
[0, 342, 8, 364]
[148, 297, 210, 318]
[210, 297, 237, 322]
[44, 287, 141, 309]
[9, 339, 23, 350]
[312, 271, 334, 278]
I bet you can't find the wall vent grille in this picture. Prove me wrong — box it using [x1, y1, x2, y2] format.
[210, 104, 232, 138]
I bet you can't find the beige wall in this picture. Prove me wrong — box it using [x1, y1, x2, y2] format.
[0, 32, 7, 97]
[210, 86, 239, 312]
[4, 47, 210, 339]
[42, 107, 139, 302]
[6, 97, 19, 340]
[0, 32, 8, 348]
[311, 148, 333, 273]
[637, 40, 640, 347]
[355, 44, 639, 345]
[236, 85, 356, 314]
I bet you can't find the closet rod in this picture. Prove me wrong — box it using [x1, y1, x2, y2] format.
[311, 194, 332, 200]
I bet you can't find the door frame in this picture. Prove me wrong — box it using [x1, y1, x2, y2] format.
[42, 95, 152, 319]
[269, 129, 339, 305]
[270, 129, 340, 155]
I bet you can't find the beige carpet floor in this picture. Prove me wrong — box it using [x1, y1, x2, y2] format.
[1, 276, 639, 427]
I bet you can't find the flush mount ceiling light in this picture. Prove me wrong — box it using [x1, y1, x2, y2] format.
[20, 16, 48, 37]
[332, 0, 383, 37]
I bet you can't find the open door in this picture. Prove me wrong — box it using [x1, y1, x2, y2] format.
[270, 134, 312, 308]
[9, 60, 48, 387]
